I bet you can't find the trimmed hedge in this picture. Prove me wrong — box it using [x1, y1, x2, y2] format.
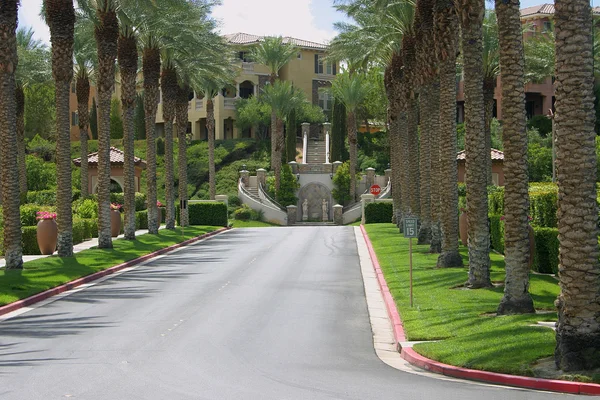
[110, 192, 147, 211]
[488, 184, 558, 228]
[176, 202, 228, 227]
[20, 204, 56, 226]
[22, 226, 40, 255]
[489, 214, 505, 254]
[488, 187, 505, 215]
[136, 210, 148, 230]
[531, 227, 559, 274]
[365, 202, 393, 224]
[26, 189, 81, 205]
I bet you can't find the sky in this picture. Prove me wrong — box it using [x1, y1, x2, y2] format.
[18, 0, 565, 48]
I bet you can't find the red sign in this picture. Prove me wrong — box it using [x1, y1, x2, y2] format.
[370, 184, 381, 195]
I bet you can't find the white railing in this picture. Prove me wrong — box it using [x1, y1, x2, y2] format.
[224, 98, 236, 109]
[302, 132, 308, 165]
[325, 132, 330, 164]
[195, 100, 203, 111]
[238, 179, 287, 225]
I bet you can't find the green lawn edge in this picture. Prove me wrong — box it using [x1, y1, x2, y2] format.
[364, 223, 559, 377]
[230, 220, 280, 228]
[0, 226, 221, 306]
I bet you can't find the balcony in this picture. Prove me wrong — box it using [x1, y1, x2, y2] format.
[195, 100, 204, 111]
[224, 98, 236, 109]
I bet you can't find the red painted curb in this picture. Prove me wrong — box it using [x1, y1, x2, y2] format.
[360, 225, 600, 395]
[0, 227, 230, 318]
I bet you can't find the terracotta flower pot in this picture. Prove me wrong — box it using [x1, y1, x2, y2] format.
[111, 210, 121, 237]
[37, 218, 58, 255]
[459, 212, 468, 246]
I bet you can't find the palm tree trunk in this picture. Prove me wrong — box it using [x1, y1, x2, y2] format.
[429, 79, 442, 254]
[176, 86, 189, 227]
[143, 46, 160, 234]
[16, 84, 26, 195]
[207, 98, 216, 200]
[403, 35, 420, 217]
[348, 111, 358, 203]
[271, 111, 282, 192]
[495, 0, 535, 314]
[458, 0, 491, 287]
[554, 0, 600, 371]
[161, 67, 177, 230]
[435, 0, 463, 268]
[418, 83, 432, 244]
[47, 0, 75, 257]
[483, 77, 495, 186]
[118, 32, 137, 240]
[0, 0, 23, 269]
[76, 74, 90, 199]
[94, 7, 118, 249]
[275, 117, 284, 193]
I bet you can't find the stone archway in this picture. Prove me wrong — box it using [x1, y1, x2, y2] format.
[298, 182, 333, 222]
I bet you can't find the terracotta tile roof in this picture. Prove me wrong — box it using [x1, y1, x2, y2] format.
[73, 147, 146, 168]
[224, 32, 327, 50]
[456, 148, 504, 161]
[521, 4, 600, 17]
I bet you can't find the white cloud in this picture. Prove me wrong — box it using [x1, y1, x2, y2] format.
[18, 0, 50, 46]
[211, 0, 336, 45]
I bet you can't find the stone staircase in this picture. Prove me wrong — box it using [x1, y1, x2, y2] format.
[306, 139, 327, 164]
[246, 186, 260, 201]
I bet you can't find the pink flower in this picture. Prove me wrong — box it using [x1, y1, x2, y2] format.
[499, 215, 505, 221]
[157, 201, 164, 207]
[36, 211, 57, 221]
[110, 203, 123, 212]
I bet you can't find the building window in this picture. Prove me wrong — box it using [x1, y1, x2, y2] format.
[543, 21, 552, 33]
[315, 54, 336, 75]
[297, 52, 302, 59]
[72, 111, 78, 126]
[318, 91, 332, 112]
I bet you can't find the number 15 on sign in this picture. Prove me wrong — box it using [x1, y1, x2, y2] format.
[403, 217, 418, 307]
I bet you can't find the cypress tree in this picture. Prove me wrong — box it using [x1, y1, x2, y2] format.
[286, 108, 297, 162]
[331, 99, 348, 162]
[134, 94, 146, 139]
[89, 97, 98, 139]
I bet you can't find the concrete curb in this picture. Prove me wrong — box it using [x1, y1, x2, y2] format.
[359, 225, 600, 396]
[0, 227, 230, 318]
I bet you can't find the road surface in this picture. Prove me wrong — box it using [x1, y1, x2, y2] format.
[0, 227, 570, 399]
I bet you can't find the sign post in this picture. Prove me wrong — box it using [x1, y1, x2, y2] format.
[403, 217, 418, 307]
[369, 184, 381, 196]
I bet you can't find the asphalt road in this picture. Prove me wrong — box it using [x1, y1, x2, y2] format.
[0, 227, 571, 399]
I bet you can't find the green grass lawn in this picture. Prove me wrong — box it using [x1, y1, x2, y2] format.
[230, 220, 280, 228]
[0, 226, 220, 307]
[364, 223, 560, 376]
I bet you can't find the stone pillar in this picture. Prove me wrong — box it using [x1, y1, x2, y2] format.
[287, 205, 297, 226]
[366, 167, 376, 189]
[288, 161, 298, 175]
[361, 193, 376, 224]
[385, 168, 392, 186]
[301, 123, 310, 164]
[323, 122, 331, 163]
[333, 204, 343, 225]
[215, 194, 228, 208]
[257, 168, 267, 187]
[240, 169, 249, 187]
[332, 161, 342, 174]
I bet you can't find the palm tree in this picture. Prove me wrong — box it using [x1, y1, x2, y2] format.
[456, 0, 491, 287]
[160, 57, 178, 229]
[495, 0, 535, 314]
[482, 11, 499, 186]
[332, 72, 370, 203]
[250, 36, 298, 191]
[196, 83, 220, 200]
[553, 0, 600, 371]
[73, 17, 95, 200]
[117, 23, 137, 238]
[435, 0, 462, 268]
[176, 82, 189, 227]
[45, 0, 76, 257]
[0, 0, 23, 269]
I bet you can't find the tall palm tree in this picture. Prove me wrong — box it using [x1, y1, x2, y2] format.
[160, 57, 178, 229]
[176, 82, 189, 227]
[332, 72, 370, 203]
[0, 0, 23, 269]
[73, 17, 95, 200]
[196, 83, 220, 200]
[435, 0, 462, 268]
[554, 0, 600, 371]
[250, 36, 298, 191]
[45, 0, 76, 257]
[456, 0, 491, 287]
[117, 23, 137, 238]
[482, 11, 499, 185]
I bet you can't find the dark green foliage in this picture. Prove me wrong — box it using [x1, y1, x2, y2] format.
[531, 227, 559, 274]
[90, 97, 98, 139]
[489, 214, 505, 254]
[22, 227, 40, 255]
[233, 204, 256, 221]
[20, 204, 55, 226]
[331, 99, 347, 162]
[72, 220, 86, 244]
[73, 198, 98, 219]
[24, 83, 55, 140]
[529, 189, 558, 228]
[26, 155, 57, 190]
[364, 202, 393, 224]
[159, 207, 166, 223]
[488, 186, 505, 215]
[286, 108, 297, 163]
[110, 98, 123, 139]
[26, 190, 56, 205]
[134, 94, 146, 139]
[276, 164, 299, 207]
[176, 202, 228, 227]
[457, 182, 467, 197]
[27, 135, 56, 161]
[357, 130, 389, 173]
[527, 115, 552, 137]
[332, 161, 352, 205]
[110, 192, 147, 211]
[528, 143, 553, 182]
[136, 210, 149, 230]
[156, 137, 165, 156]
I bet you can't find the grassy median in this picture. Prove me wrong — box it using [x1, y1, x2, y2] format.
[0, 226, 220, 307]
[364, 223, 560, 377]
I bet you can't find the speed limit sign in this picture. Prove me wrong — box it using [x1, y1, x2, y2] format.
[403, 217, 418, 238]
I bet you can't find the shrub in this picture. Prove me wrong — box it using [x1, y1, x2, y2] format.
[156, 137, 165, 156]
[109, 192, 146, 211]
[489, 214, 505, 254]
[26, 190, 56, 205]
[27, 134, 55, 161]
[365, 202, 393, 224]
[22, 226, 40, 255]
[488, 187, 505, 215]
[176, 202, 228, 226]
[531, 227, 559, 274]
[527, 115, 553, 137]
[26, 155, 57, 191]
[529, 188, 558, 228]
[80, 218, 97, 239]
[457, 182, 467, 197]
[73, 198, 98, 219]
[20, 204, 55, 226]
[276, 164, 299, 207]
[233, 204, 256, 221]
[332, 161, 352, 205]
[72, 219, 86, 244]
[136, 210, 148, 230]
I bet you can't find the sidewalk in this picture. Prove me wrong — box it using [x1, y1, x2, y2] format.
[0, 226, 164, 269]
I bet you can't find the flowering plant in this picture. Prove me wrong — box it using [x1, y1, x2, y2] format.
[36, 211, 57, 221]
[459, 207, 467, 213]
[110, 203, 123, 212]
[157, 201, 164, 207]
